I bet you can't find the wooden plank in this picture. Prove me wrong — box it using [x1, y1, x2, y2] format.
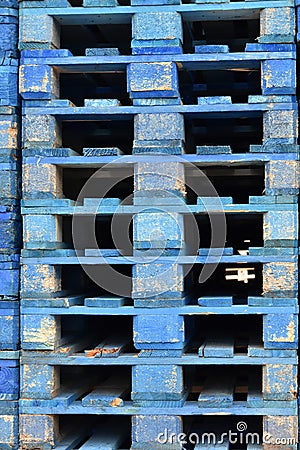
[199, 337, 234, 358]
[198, 372, 234, 407]
[82, 374, 130, 407]
[79, 421, 127, 449]
[84, 335, 129, 358]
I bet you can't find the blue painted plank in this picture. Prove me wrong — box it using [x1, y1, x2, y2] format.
[198, 297, 232, 307]
[199, 337, 234, 358]
[85, 47, 120, 56]
[84, 296, 126, 307]
[195, 44, 229, 53]
[198, 373, 234, 407]
[82, 374, 129, 407]
[83, 147, 123, 156]
[83, 0, 118, 5]
[132, 0, 180, 4]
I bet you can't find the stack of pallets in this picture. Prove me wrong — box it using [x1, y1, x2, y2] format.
[0, 0, 20, 449]
[18, 0, 298, 448]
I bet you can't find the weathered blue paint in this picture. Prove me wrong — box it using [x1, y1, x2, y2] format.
[133, 315, 185, 349]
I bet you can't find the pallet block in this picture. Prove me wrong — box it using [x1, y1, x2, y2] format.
[263, 262, 298, 297]
[0, 303, 19, 350]
[263, 110, 297, 145]
[133, 314, 185, 349]
[20, 64, 59, 100]
[263, 364, 297, 401]
[132, 263, 184, 300]
[263, 314, 298, 349]
[259, 8, 295, 44]
[0, 359, 19, 400]
[23, 163, 63, 199]
[263, 210, 297, 247]
[19, 13, 60, 49]
[0, 15, 18, 56]
[0, 166, 19, 199]
[133, 113, 184, 154]
[132, 365, 184, 403]
[265, 161, 298, 195]
[0, 255, 19, 297]
[23, 215, 62, 248]
[21, 314, 61, 350]
[261, 60, 296, 95]
[19, 414, 59, 450]
[21, 264, 61, 296]
[132, 12, 183, 55]
[0, 113, 18, 150]
[131, 415, 183, 450]
[23, 114, 61, 148]
[21, 364, 59, 399]
[263, 416, 297, 449]
[135, 113, 184, 141]
[133, 212, 184, 250]
[134, 161, 186, 204]
[0, 212, 21, 251]
[0, 403, 18, 450]
[0, 66, 18, 107]
[127, 62, 179, 99]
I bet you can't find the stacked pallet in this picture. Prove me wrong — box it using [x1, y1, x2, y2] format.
[18, 0, 298, 449]
[0, 0, 20, 449]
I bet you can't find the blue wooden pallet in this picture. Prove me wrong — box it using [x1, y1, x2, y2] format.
[17, 363, 297, 407]
[20, 309, 298, 351]
[19, 55, 296, 100]
[18, 413, 297, 450]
